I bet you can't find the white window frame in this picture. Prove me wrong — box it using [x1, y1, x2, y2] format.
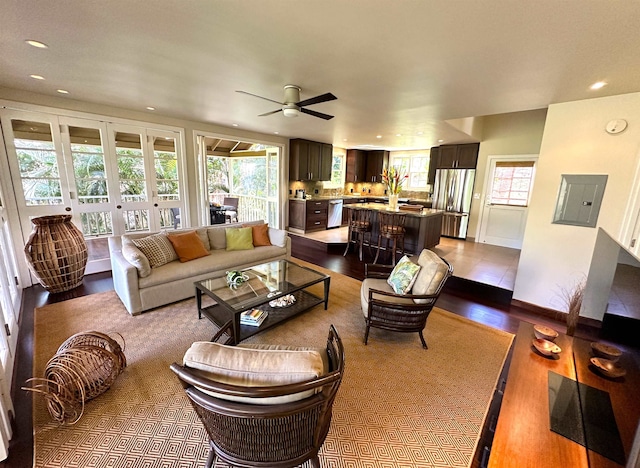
[322, 147, 346, 189]
[389, 150, 431, 191]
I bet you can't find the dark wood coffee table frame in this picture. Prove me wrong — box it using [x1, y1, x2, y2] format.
[195, 260, 330, 344]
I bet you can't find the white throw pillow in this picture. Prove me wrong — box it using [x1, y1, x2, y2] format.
[268, 227, 287, 248]
[121, 237, 151, 277]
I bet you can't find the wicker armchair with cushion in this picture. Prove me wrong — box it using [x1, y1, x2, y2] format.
[361, 249, 453, 348]
[170, 324, 344, 468]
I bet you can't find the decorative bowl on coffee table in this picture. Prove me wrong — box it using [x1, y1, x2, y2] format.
[533, 324, 558, 342]
[532, 338, 561, 357]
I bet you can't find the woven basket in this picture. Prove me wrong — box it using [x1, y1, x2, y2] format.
[24, 215, 88, 293]
[23, 331, 126, 425]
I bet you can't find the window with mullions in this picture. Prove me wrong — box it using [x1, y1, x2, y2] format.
[323, 149, 346, 189]
[490, 161, 535, 206]
[389, 151, 430, 191]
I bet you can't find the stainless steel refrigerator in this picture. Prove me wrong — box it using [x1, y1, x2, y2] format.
[432, 169, 476, 239]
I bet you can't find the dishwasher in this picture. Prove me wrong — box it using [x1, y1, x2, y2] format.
[327, 199, 344, 228]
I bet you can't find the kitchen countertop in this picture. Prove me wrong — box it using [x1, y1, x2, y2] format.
[345, 202, 443, 218]
[289, 195, 432, 203]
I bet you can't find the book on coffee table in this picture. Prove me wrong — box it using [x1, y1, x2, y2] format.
[240, 309, 268, 327]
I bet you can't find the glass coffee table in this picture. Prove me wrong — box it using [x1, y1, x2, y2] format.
[194, 259, 330, 344]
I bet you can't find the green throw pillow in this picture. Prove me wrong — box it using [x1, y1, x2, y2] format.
[225, 227, 255, 251]
[387, 255, 422, 294]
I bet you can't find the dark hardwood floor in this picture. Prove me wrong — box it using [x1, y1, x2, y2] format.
[2, 235, 633, 467]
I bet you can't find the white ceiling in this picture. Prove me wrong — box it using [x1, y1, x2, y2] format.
[2, 1, 640, 150]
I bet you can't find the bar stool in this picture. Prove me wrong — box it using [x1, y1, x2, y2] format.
[343, 207, 373, 261]
[374, 211, 407, 265]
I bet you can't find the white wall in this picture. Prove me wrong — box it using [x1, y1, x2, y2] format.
[468, 109, 548, 239]
[514, 92, 640, 316]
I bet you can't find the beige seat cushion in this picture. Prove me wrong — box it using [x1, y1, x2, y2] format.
[183, 341, 326, 405]
[361, 278, 415, 318]
[411, 250, 450, 304]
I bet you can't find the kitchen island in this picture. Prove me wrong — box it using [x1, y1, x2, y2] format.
[345, 203, 443, 255]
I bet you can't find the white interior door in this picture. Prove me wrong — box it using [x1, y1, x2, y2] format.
[478, 156, 537, 249]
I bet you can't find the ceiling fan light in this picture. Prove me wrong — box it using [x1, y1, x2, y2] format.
[283, 107, 299, 117]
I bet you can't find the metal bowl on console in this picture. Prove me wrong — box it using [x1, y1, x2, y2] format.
[590, 357, 626, 379]
[532, 338, 561, 357]
[591, 342, 622, 362]
[533, 324, 558, 342]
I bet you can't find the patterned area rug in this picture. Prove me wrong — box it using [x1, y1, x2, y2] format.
[32, 262, 513, 467]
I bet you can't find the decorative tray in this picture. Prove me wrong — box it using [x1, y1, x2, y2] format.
[267, 292, 296, 308]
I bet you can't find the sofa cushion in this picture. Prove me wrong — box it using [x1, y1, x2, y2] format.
[226, 227, 254, 251]
[138, 245, 287, 289]
[412, 250, 450, 304]
[208, 226, 227, 250]
[183, 341, 325, 404]
[131, 232, 178, 268]
[244, 223, 272, 247]
[268, 227, 287, 248]
[167, 230, 210, 263]
[121, 237, 151, 277]
[361, 278, 415, 318]
[387, 255, 421, 294]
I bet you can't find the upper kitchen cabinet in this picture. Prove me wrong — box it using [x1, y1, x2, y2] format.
[428, 146, 439, 185]
[436, 143, 479, 169]
[365, 150, 390, 183]
[346, 149, 366, 183]
[289, 138, 333, 181]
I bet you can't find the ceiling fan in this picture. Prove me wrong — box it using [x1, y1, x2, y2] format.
[236, 85, 337, 120]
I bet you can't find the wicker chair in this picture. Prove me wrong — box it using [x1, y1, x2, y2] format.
[361, 250, 453, 348]
[170, 325, 345, 468]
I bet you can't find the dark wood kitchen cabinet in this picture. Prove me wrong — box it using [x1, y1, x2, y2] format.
[428, 146, 439, 185]
[365, 150, 389, 183]
[288, 199, 328, 232]
[436, 143, 479, 169]
[289, 139, 332, 181]
[346, 149, 366, 183]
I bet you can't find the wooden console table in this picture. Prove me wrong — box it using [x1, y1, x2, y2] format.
[487, 322, 640, 468]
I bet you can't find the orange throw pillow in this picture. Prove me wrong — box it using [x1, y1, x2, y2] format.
[244, 223, 272, 247]
[167, 230, 210, 262]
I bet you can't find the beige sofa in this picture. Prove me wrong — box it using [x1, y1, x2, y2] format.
[108, 221, 290, 315]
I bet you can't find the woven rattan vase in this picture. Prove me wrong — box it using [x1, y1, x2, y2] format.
[24, 215, 88, 293]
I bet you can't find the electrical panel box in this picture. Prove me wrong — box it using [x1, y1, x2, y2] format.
[552, 174, 608, 228]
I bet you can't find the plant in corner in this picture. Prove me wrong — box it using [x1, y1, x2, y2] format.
[559, 278, 585, 336]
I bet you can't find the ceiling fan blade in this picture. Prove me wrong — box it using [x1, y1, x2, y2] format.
[236, 90, 284, 105]
[300, 108, 334, 120]
[296, 92, 337, 108]
[258, 109, 283, 117]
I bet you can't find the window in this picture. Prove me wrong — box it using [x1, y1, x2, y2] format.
[389, 151, 430, 191]
[323, 148, 346, 189]
[490, 161, 535, 206]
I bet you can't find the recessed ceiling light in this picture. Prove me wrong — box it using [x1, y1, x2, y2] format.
[343, 139, 348, 142]
[395, 134, 402, 137]
[274, 131, 279, 135]
[438, 139, 444, 143]
[232, 123, 239, 127]
[376, 135, 382, 139]
[417, 132, 424, 136]
[590, 81, 607, 90]
[56, 89, 69, 94]
[146, 106, 155, 111]
[26, 40, 48, 49]
[30, 74, 45, 80]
